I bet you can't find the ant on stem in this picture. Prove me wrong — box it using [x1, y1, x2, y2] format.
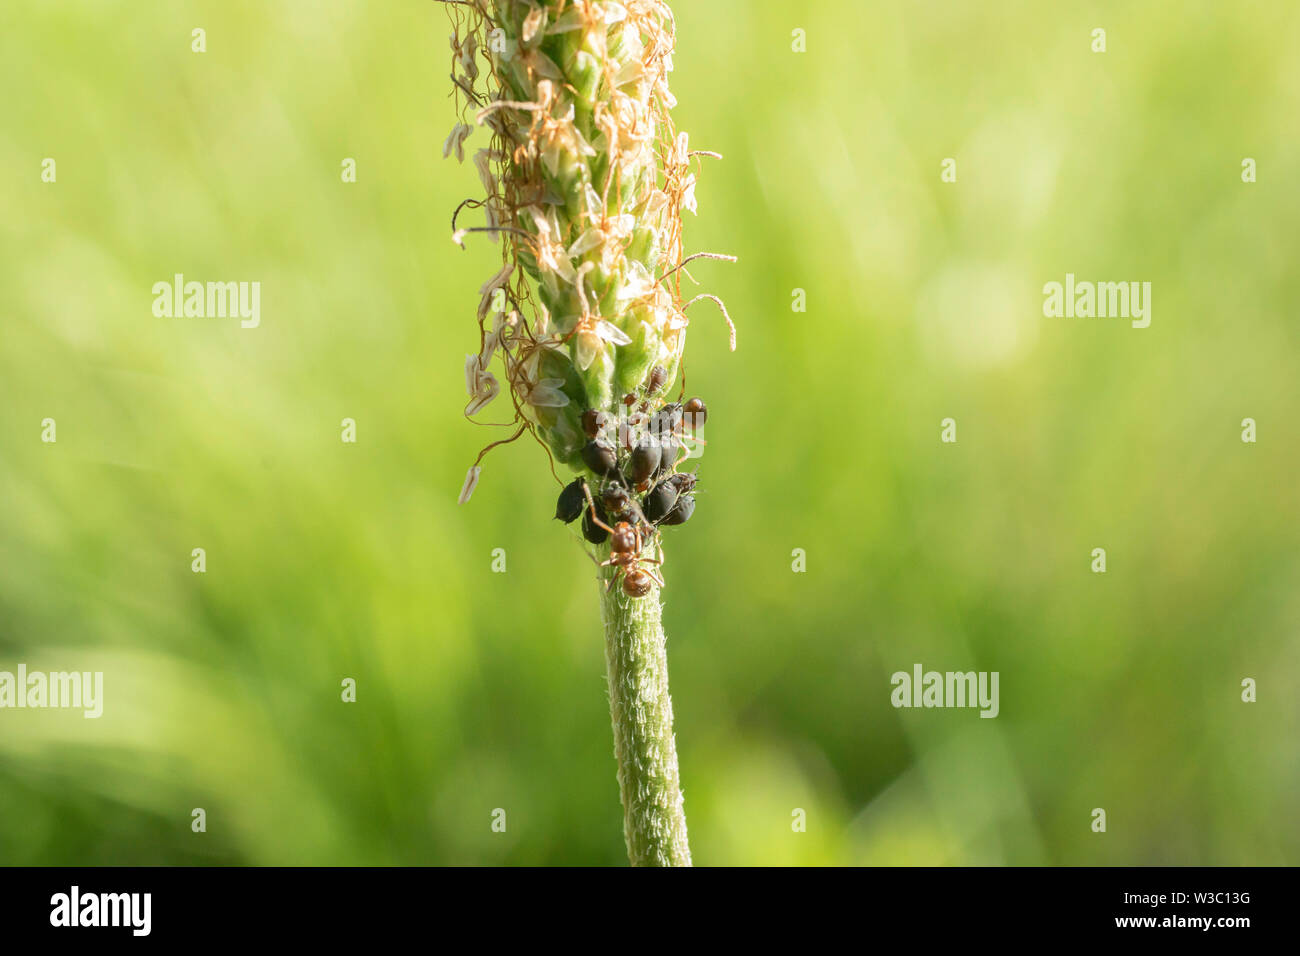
[581, 483, 664, 597]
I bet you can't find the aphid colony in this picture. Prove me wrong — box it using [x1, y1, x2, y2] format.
[554, 365, 708, 598]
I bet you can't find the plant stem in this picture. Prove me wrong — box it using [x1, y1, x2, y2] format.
[597, 566, 692, 867]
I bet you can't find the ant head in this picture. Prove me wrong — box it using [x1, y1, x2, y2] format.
[601, 483, 631, 519]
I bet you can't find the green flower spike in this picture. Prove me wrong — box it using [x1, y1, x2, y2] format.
[442, 0, 734, 867]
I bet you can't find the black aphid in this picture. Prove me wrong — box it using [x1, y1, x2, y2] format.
[581, 438, 619, 478]
[555, 477, 587, 523]
[660, 493, 696, 526]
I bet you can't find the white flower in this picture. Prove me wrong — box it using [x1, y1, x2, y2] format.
[525, 205, 576, 285]
[616, 261, 656, 302]
[452, 32, 478, 83]
[472, 149, 503, 197]
[573, 315, 632, 370]
[568, 206, 635, 272]
[465, 365, 500, 416]
[531, 301, 552, 337]
[668, 131, 690, 168]
[567, 228, 603, 259]
[464, 345, 502, 416]
[457, 465, 481, 505]
[516, 332, 567, 389]
[613, 56, 643, 88]
[680, 174, 697, 215]
[539, 105, 596, 177]
[464, 353, 480, 396]
[639, 188, 670, 230]
[477, 262, 514, 319]
[521, 5, 547, 43]
[442, 122, 472, 163]
[477, 321, 501, 367]
[518, 46, 563, 83]
[484, 200, 501, 244]
[524, 377, 570, 409]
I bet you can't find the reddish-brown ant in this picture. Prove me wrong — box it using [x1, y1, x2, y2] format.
[581, 484, 664, 597]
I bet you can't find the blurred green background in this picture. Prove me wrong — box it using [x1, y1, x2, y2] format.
[2, 0, 1298, 865]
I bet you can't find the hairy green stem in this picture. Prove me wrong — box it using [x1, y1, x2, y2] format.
[597, 567, 691, 867]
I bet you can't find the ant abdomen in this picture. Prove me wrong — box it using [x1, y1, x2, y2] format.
[622, 569, 653, 598]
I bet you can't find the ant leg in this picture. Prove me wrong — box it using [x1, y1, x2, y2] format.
[643, 565, 665, 589]
[606, 567, 627, 593]
[581, 481, 616, 536]
[638, 535, 663, 567]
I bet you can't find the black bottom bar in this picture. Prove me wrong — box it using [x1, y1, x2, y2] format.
[0, 866, 1276, 942]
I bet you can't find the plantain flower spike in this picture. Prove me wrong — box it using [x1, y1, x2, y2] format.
[445, 0, 734, 501]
